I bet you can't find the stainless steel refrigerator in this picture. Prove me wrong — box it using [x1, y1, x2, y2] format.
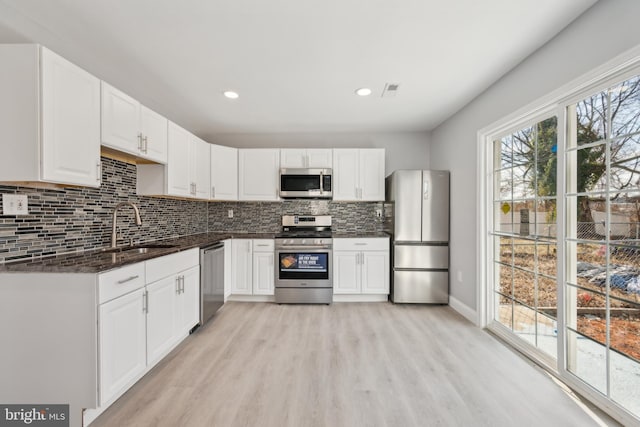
[386, 170, 449, 303]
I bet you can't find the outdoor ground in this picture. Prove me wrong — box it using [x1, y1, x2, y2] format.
[498, 238, 640, 362]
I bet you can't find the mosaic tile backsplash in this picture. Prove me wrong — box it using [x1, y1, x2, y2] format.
[0, 157, 386, 263]
[207, 200, 386, 233]
[0, 157, 208, 263]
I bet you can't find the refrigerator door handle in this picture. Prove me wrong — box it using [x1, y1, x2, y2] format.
[423, 180, 429, 200]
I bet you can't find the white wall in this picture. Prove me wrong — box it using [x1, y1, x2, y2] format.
[209, 132, 431, 175]
[429, 0, 640, 315]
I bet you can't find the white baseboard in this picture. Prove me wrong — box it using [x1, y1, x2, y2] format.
[449, 295, 478, 325]
[226, 295, 276, 302]
[333, 294, 389, 303]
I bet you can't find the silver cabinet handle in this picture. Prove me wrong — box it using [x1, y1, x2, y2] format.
[256, 244, 269, 247]
[137, 132, 144, 151]
[176, 276, 181, 294]
[211, 186, 215, 198]
[360, 252, 365, 265]
[143, 135, 149, 153]
[117, 275, 139, 284]
[354, 243, 367, 246]
[143, 290, 148, 313]
[96, 162, 102, 183]
[180, 275, 185, 294]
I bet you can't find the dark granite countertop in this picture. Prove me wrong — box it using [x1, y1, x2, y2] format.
[0, 231, 388, 274]
[0, 232, 277, 274]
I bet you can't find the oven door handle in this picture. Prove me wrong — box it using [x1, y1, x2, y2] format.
[276, 246, 332, 251]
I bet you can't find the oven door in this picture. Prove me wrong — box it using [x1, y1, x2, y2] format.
[275, 246, 332, 288]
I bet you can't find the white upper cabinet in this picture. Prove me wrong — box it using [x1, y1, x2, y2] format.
[191, 136, 211, 199]
[332, 149, 385, 201]
[101, 82, 168, 164]
[358, 149, 385, 201]
[238, 149, 280, 201]
[280, 148, 332, 168]
[210, 144, 238, 200]
[306, 149, 333, 168]
[0, 44, 101, 187]
[137, 122, 210, 200]
[167, 122, 192, 197]
[139, 106, 168, 164]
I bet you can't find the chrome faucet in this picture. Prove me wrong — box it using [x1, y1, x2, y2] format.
[111, 202, 142, 248]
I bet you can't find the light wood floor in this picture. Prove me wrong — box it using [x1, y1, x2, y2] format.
[91, 302, 611, 427]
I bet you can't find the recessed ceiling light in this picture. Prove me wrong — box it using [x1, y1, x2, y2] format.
[223, 91, 239, 99]
[355, 87, 372, 97]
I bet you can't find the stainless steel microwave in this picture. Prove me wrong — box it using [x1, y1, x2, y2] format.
[279, 168, 332, 199]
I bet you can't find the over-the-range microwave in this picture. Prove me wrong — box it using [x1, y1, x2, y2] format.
[279, 168, 332, 199]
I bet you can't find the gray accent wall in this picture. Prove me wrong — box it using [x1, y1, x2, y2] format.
[429, 0, 640, 315]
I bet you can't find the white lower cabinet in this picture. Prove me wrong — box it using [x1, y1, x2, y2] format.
[94, 248, 199, 418]
[145, 275, 179, 366]
[231, 239, 253, 295]
[333, 238, 390, 295]
[230, 239, 274, 297]
[98, 288, 146, 406]
[177, 266, 200, 335]
[253, 240, 274, 295]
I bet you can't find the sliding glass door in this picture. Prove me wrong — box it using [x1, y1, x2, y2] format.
[487, 70, 640, 423]
[491, 117, 558, 362]
[565, 74, 640, 417]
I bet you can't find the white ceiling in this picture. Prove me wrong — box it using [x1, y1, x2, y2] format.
[0, 0, 597, 139]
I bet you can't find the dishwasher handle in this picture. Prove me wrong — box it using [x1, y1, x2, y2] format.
[202, 243, 225, 253]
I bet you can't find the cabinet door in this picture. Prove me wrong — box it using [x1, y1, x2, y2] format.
[231, 240, 253, 294]
[177, 266, 200, 334]
[146, 276, 179, 366]
[333, 251, 361, 294]
[224, 240, 233, 300]
[361, 251, 390, 294]
[98, 288, 146, 405]
[306, 149, 333, 168]
[211, 145, 238, 200]
[166, 122, 192, 197]
[332, 149, 359, 201]
[192, 137, 211, 199]
[253, 251, 274, 295]
[40, 47, 101, 187]
[359, 149, 385, 201]
[140, 105, 168, 164]
[280, 149, 306, 168]
[100, 82, 140, 155]
[238, 149, 280, 201]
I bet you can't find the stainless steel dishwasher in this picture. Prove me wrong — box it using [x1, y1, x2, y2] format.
[200, 242, 225, 326]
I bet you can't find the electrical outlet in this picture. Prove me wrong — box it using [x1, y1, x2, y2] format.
[2, 194, 28, 215]
[228, 209, 234, 218]
[375, 208, 382, 218]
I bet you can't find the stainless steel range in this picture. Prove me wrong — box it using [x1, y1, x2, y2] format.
[274, 215, 333, 304]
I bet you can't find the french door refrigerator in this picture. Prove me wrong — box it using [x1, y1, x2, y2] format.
[386, 170, 449, 303]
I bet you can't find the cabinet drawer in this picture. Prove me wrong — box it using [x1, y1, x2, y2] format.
[145, 248, 199, 284]
[333, 237, 389, 251]
[99, 262, 146, 304]
[252, 239, 274, 252]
